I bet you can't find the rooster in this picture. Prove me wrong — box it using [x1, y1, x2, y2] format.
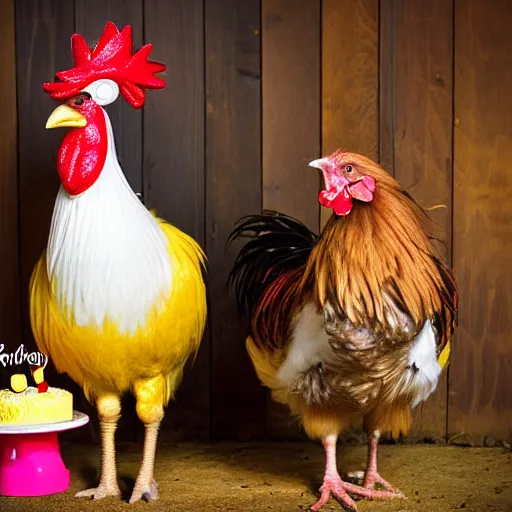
[29, 22, 207, 503]
[228, 150, 457, 511]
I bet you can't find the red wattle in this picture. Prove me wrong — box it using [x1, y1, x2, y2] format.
[349, 176, 376, 202]
[57, 110, 108, 196]
[319, 187, 353, 216]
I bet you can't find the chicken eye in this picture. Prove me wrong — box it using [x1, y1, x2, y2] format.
[344, 165, 353, 173]
[74, 92, 92, 106]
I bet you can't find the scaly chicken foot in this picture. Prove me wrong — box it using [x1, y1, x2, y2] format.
[311, 435, 402, 511]
[363, 431, 404, 496]
[75, 482, 121, 500]
[129, 421, 161, 503]
[364, 470, 401, 493]
[312, 473, 403, 511]
[76, 399, 121, 500]
[311, 473, 357, 511]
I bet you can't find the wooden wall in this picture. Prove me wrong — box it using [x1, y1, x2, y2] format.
[0, 0, 511, 445]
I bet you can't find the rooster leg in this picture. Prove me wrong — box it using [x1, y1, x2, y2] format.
[129, 376, 165, 504]
[363, 431, 404, 495]
[129, 420, 161, 503]
[311, 435, 358, 511]
[311, 435, 403, 511]
[76, 394, 121, 499]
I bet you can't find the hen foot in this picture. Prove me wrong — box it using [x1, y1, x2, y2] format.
[129, 478, 159, 504]
[311, 474, 404, 511]
[311, 473, 358, 511]
[75, 481, 121, 500]
[348, 469, 404, 496]
[364, 469, 404, 495]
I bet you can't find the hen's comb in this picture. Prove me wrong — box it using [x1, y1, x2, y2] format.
[43, 21, 166, 108]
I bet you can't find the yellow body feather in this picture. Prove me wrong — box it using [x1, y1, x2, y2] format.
[29, 215, 206, 408]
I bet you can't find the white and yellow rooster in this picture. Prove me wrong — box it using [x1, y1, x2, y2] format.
[29, 22, 206, 503]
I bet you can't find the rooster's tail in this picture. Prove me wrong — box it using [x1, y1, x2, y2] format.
[227, 210, 319, 318]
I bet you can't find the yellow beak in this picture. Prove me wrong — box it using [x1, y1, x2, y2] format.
[45, 105, 87, 129]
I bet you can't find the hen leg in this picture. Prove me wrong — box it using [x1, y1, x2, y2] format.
[76, 394, 121, 499]
[311, 435, 400, 511]
[129, 376, 165, 504]
[363, 431, 404, 495]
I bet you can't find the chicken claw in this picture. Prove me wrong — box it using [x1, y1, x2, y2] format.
[364, 469, 404, 495]
[360, 430, 405, 496]
[347, 469, 404, 495]
[75, 482, 121, 500]
[311, 475, 402, 511]
[313, 435, 405, 511]
[76, 398, 122, 501]
[311, 474, 358, 511]
[129, 478, 159, 504]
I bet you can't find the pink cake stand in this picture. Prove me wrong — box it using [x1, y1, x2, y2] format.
[0, 411, 89, 497]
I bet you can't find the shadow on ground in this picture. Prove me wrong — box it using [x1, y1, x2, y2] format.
[1, 442, 511, 511]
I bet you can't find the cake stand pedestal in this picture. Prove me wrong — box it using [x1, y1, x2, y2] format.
[0, 411, 89, 497]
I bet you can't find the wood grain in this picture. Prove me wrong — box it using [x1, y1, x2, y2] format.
[321, 0, 379, 227]
[205, 0, 265, 440]
[379, 0, 454, 441]
[143, 0, 209, 441]
[8, 0, 512, 445]
[262, 0, 321, 232]
[75, 0, 144, 193]
[16, 0, 75, 345]
[450, 0, 512, 445]
[262, 0, 320, 440]
[0, 0, 21, 389]
[14, 0, 96, 440]
[378, 0, 395, 175]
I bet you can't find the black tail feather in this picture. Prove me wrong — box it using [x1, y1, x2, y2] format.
[432, 256, 458, 353]
[227, 210, 319, 317]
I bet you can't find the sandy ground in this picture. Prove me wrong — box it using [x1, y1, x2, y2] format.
[1, 441, 511, 512]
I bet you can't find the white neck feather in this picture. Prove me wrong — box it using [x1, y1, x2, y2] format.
[46, 109, 172, 334]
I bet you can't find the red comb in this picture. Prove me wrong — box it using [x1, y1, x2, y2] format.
[43, 21, 166, 108]
[329, 149, 347, 166]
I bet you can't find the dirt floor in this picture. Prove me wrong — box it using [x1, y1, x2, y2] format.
[1, 441, 511, 512]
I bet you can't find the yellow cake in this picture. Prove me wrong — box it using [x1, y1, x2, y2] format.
[0, 386, 73, 426]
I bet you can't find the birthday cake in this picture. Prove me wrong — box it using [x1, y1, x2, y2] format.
[0, 344, 73, 426]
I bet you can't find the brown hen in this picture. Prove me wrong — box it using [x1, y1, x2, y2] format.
[228, 151, 457, 511]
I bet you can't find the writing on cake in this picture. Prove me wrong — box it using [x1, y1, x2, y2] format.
[0, 344, 48, 368]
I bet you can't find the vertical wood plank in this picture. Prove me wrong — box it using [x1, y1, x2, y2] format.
[144, 0, 209, 440]
[450, 0, 512, 445]
[321, 0, 379, 227]
[0, 0, 21, 389]
[206, 0, 265, 440]
[262, 0, 320, 439]
[75, 0, 144, 193]
[15, 0, 96, 441]
[262, 0, 321, 233]
[378, 0, 395, 175]
[379, 0, 454, 441]
[16, 0, 75, 350]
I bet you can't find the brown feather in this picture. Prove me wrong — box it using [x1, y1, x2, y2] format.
[364, 402, 412, 439]
[242, 153, 457, 441]
[300, 154, 456, 351]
